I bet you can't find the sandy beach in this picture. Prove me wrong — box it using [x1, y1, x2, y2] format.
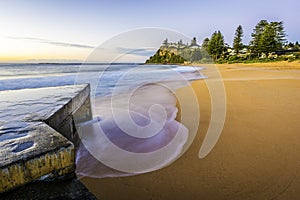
[81, 61, 300, 200]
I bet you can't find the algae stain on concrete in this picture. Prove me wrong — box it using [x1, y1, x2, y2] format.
[0, 84, 91, 193]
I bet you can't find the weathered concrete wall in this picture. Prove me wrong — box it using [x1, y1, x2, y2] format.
[45, 84, 92, 147]
[0, 84, 92, 194]
[0, 123, 75, 193]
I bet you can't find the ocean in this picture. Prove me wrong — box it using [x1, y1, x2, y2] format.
[0, 63, 203, 95]
[0, 63, 205, 178]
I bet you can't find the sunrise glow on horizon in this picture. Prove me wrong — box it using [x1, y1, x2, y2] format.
[0, 0, 299, 62]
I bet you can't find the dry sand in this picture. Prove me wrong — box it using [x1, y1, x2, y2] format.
[81, 61, 300, 200]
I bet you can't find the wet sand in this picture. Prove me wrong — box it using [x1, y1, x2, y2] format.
[81, 62, 300, 200]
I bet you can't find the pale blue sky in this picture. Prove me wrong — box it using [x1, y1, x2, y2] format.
[0, 0, 298, 62]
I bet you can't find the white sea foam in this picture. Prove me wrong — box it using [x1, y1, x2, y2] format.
[75, 83, 189, 178]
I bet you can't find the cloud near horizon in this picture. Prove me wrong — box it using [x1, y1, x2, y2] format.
[7, 36, 95, 49]
[7, 36, 156, 57]
[5, 36, 157, 62]
[116, 47, 156, 57]
[85, 47, 156, 63]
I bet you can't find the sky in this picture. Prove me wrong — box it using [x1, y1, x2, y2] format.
[0, 0, 299, 62]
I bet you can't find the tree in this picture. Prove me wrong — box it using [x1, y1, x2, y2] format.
[162, 38, 168, 46]
[295, 41, 300, 50]
[201, 38, 210, 51]
[286, 42, 294, 49]
[259, 24, 277, 55]
[191, 37, 197, 46]
[270, 21, 286, 49]
[249, 20, 269, 57]
[249, 20, 286, 57]
[178, 39, 183, 46]
[191, 49, 202, 62]
[208, 31, 225, 60]
[233, 25, 243, 54]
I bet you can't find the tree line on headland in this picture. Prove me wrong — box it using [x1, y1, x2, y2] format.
[146, 20, 300, 64]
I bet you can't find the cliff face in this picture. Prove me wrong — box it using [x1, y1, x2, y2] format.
[145, 49, 186, 64]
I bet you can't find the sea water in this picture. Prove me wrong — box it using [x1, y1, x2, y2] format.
[0, 63, 205, 178]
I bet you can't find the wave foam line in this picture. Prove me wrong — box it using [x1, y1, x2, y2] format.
[75, 83, 188, 178]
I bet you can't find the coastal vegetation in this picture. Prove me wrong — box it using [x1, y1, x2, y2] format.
[146, 20, 300, 64]
[145, 49, 186, 64]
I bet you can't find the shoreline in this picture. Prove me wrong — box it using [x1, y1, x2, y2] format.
[189, 60, 300, 70]
[81, 62, 300, 199]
